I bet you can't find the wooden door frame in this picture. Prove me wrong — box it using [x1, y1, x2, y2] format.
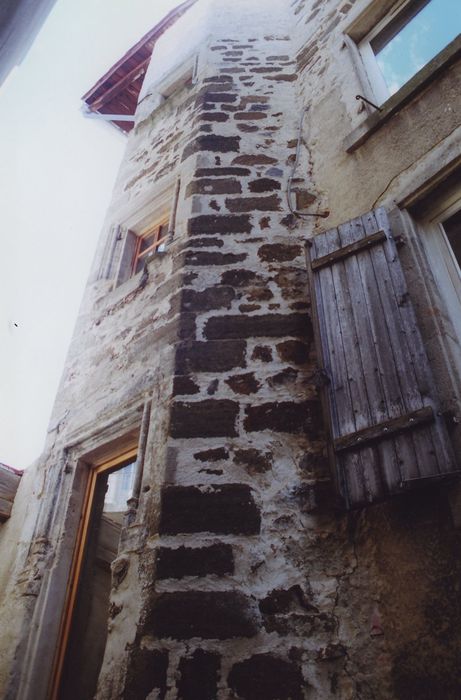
[50, 445, 138, 700]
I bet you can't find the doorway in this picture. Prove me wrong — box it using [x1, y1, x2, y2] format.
[53, 449, 137, 700]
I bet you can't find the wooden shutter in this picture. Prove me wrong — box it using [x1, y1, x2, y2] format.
[307, 207, 458, 509]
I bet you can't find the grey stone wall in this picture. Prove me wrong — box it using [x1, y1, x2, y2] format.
[1, 0, 461, 698]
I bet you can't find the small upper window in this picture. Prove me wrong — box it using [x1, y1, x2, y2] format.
[359, 0, 461, 103]
[132, 220, 169, 275]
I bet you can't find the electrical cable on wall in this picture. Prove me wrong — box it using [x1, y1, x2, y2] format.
[286, 106, 330, 219]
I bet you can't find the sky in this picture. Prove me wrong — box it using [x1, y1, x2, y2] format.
[375, 0, 461, 95]
[0, 0, 181, 469]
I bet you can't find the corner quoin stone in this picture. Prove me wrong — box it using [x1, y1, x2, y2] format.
[148, 591, 258, 640]
[159, 484, 261, 535]
[170, 399, 239, 438]
[156, 544, 234, 579]
[204, 313, 311, 339]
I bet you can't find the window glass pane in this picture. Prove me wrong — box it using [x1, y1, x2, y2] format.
[139, 233, 155, 253]
[105, 461, 136, 512]
[373, 0, 461, 95]
[443, 209, 461, 270]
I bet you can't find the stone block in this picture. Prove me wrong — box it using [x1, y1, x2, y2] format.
[244, 400, 323, 434]
[180, 251, 247, 267]
[228, 654, 304, 699]
[194, 447, 229, 462]
[149, 591, 258, 639]
[159, 484, 261, 535]
[171, 287, 235, 313]
[195, 167, 251, 177]
[258, 243, 303, 262]
[177, 650, 220, 700]
[226, 195, 281, 212]
[170, 400, 239, 438]
[173, 376, 200, 396]
[249, 178, 281, 192]
[276, 339, 310, 365]
[182, 135, 240, 161]
[204, 313, 310, 339]
[175, 340, 246, 374]
[186, 178, 241, 197]
[188, 214, 252, 236]
[156, 544, 234, 579]
[233, 448, 272, 473]
[232, 154, 277, 165]
[225, 372, 260, 395]
[124, 648, 168, 700]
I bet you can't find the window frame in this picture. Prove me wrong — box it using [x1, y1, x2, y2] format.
[357, 0, 459, 105]
[131, 218, 169, 275]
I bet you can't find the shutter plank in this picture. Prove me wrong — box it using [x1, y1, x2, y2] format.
[309, 207, 458, 508]
[362, 210, 440, 479]
[339, 218, 405, 493]
[343, 217, 420, 485]
[326, 226, 383, 503]
[312, 233, 367, 506]
[374, 208, 455, 476]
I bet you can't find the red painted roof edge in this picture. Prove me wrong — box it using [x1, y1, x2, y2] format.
[0, 462, 23, 476]
[82, 0, 198, 103]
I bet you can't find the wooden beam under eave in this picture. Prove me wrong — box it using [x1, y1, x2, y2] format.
[0, 463, 22, 522]
[88, 58, 150, 113]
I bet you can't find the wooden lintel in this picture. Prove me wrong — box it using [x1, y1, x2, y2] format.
[311, 230, 387, 271]
[334, 406, 435, 454]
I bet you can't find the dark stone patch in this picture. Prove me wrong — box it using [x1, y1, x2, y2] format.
[221, 104, 239, 112]
[181, 251, 247, 267]
[250, 66, 286, 73]
[207, 378, 219, 395]
[194, 447, 229, 462]
[170, 400, 239, 438]
[263, 73, 297, 81]
[239, 303, 261, 312]
[290, 301, 309, 311]
[224, 50, 243, 56]
[221, 67, 246, 73]
[237, 124, 259, 133]
[177, 650, 221, 700]
[225, 372, 260, 395]
[124, 648, 168, 700]
[258, 244, 302, 262]
[205, 313, 311, 340]
[149, 314, 197, 346]
[173, 376, 200, 396]
[171, 287, 235, 313]
[296, 189, 317, 209]
[188, 214, 252, 235]
[249, 178, 281, 193]
[184, 236, 224, 249]
[159, 484, 261, 535]
[228, 654, 304, 700]
[234, 111, 267, 120]
[268, 367, 298, 386]
[200, 124, 213, 133]
[156, 544, 234, 579]
[267, 55, 290, 60]
[186, 178, 241, 197]
[244, 400, 323, 435]
[232, 154, 277, 166]
[204, 75, 234, 83]
[259, 216, 271, 229]
[200, 111, 229, 122]
[182, 135, 240, 161]
[210, 200, 220, 211]
[259, 585, 314, 615]
[273, 267, 309, 299]
[149, 591, 258, 640]
[266, 167, 284, 177]
[221, 269, 262, 287]
[195, 167, 251, 177]
[234, 448, 272, 473]
[276, 340, 310, 365]
[175, 340, 246, 374]
[199, 92, 238, 103]
[251, 345, 273, 362]
[226, 195, 281, 212]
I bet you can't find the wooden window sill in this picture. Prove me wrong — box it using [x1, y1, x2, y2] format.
[344, 35, 461, 154]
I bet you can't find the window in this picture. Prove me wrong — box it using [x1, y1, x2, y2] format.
[419, 183, 461, 346]
[131, 219, 169, 275]
[53, 449, 137, 700]
[359, 0, 461, 104]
